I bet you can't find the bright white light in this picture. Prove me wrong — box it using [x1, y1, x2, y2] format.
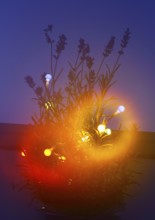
[105, 128, 112, 135]
[45, 74, 52, 87]
[118, 105, 125, 112]
[97, 124, 106, 134]
[45, 74, 52, 82]
[115, 105, 125, 114]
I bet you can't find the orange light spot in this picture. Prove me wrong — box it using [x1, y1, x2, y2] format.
[58, 155, 66, 161]
[21, 151, 26, 157]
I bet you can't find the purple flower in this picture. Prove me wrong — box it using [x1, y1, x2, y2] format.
[103, 36, 115, 57]
[25, 75, 36, 88]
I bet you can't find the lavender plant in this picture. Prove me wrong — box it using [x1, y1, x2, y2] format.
[21, 25, 135, 218]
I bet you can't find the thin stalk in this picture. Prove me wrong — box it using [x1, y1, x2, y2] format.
[53, 57, 58, 79]
[50, 44, 53, 75]
[96, 56, 105, 77]
[112, 53, 121, 73]
[74, 52, 80, 68]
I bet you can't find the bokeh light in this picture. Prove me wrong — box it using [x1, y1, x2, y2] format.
[97, 124, 106, 134]
[44, 148, 52, 156]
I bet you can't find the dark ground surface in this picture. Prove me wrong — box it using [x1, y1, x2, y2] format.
[0, 124, 155, 220]
[1, 149, 155, 220]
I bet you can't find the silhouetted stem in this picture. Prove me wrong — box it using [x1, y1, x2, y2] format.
[74, 52, 80, 68]
[96, 56, 105, 77]
[50, 44, 53, 75]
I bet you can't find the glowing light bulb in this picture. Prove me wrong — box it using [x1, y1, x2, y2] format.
[61, 156, 66, 161]
[45, 74, 52, 87]
[105, 128, 112, 135]
[97, 124, 106, 134]
[115, 105, 125, 115]
[45, 102, 49, 110]
[45, 101, 52, 110]
[21, 151, 26, 157]
[118, 105, 125, 113]
[81, 135, 89, 142]
[44, 148, 52, 156]
[59, 155, 66, 161]
[81, 130, 90, 142]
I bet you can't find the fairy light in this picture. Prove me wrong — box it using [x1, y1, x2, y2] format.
[118, 105, 125, 113]
[45, 73, 52, 87]
[45, 101, 52, 110]
[44, 148, 52, 157]
[81, 130, 90, 142]
[58, 155, 66, 161]
[105, 128, 112, 135]
[21, 151, 26, 157]
[97, 124, 106, 134]
[81, 135, 89, 142]
[45, 103, 49, 110]
[115, 105, 125, 115]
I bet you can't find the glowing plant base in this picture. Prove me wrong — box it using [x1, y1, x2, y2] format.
[19, 102, 135, 217]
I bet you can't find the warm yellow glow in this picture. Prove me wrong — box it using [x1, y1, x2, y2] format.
[58, 155, 66, 161]
[105, 128, 112, 135]
[66, 96, 137, 163]
[44, 148, 52, 156]
[21, 151, 26, 157]
[80, 130, 90, 142]
[81, 135, 89, 142]
[97, 124, 106, 133]
[45, 103, 49, 110]
[45, 101, 52, 110]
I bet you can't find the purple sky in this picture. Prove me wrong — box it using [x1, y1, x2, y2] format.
[0, 0, 155, 132]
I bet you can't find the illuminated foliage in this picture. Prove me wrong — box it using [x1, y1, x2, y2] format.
[19, 25, 136, 218]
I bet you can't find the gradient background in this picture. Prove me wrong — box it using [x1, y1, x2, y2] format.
[0, 0, 155, 132]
